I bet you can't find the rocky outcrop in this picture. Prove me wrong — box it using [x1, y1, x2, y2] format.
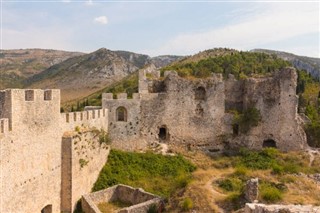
[245, 178, 259, 202]
[245, 203, 320, 213]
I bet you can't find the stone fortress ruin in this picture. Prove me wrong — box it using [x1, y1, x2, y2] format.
[103, 66, 307, 152]
[0, 66, 309, 212]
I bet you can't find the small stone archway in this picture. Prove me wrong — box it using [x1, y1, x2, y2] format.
[195, 86, 206, 101]
[116, 106, 127, 122]
[41, 205, 52, 213]
[158, 126, 169, 142]
[263, 139, 277, 148]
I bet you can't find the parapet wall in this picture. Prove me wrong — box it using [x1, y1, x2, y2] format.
[81, 184, 163, 213]
[61, 109, 108, 132]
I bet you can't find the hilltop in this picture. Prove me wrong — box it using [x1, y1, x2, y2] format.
[251, 49, 320, 81]
[0, 49, 83, 89]
[1, 48, 182, 102]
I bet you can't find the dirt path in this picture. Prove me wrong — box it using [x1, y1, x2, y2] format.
[204, 175, 227, 213]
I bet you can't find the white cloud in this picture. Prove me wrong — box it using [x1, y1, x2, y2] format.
[93, 16, 108, 25]
[86, 0, 94, 6]
[145, 3, 319, 57]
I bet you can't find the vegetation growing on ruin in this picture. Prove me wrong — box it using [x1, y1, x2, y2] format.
[296, 70, 320, 147]
[162, 51, 290, 79]
[232, 107, 262, 134]
[93, 149, 196, 198]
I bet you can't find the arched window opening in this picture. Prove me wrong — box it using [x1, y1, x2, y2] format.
[263, 139, 277, 148]
[158, 126, 168, 141]
[116, 107, 127, 122]
[195, 87, 206, 100]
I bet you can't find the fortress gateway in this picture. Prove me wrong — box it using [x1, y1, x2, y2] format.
[0, 67, 308, 212]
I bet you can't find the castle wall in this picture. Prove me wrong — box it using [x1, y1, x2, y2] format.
[61, 130, 110, 213]
[60, 108, 108, 132]
[231, 68, 307, 151]
[102, 93, 145, 150]
[0, 89, 110, 213]
[140, 72, 226, 150]
[0, 89, 62, 213]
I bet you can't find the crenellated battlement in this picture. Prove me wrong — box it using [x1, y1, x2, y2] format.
[0, 89, 59, 102]
[60, 108, 108, 132]
[102, 93, 141, 101]
[61, 109, 107, 123]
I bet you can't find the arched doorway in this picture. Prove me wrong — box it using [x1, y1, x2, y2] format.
[263, 139, 277, 148]
[158, 126, 168, 141]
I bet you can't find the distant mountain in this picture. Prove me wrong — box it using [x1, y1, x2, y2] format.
[150, 55, 184, 68]
[251, 49, 320, 81]
[0, 49, 84, 89]
[24, 48, 182, 102]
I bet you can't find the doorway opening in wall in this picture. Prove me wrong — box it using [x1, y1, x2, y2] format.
[116, 106, 127, 122]
[158, 126, 168, 141]
[232, 124, 239, 135]
[41, 205, 52, 213]
[195, 86, 206, 100]
[263, 139, 277, 148]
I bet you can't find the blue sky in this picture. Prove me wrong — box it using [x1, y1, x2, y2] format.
[1, 1, 319, 57]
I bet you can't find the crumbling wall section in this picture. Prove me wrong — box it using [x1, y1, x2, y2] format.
[61, 130, 110, 213]
[231, 68, 308, 151]
[140, 72, 226, 150]
[81, 184, 162, 213]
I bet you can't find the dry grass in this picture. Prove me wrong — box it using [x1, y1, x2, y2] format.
[98, 200, 131, 213]
[166, 148, 320, 212]
[284, 175, 320, 205]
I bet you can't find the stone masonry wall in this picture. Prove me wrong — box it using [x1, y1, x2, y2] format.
[102, 93, 145, 150]
[0, 89, 110, 213]
[61, 130, 110, 213]
[140, 72, 226, 150]
[228, 68, 307, 151]
[0, 89, 62, 213]
[81, 184, 162, 213]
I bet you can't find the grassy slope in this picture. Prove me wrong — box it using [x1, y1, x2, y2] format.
[92, 148, 320, 212]
[93, 149, 196, 198]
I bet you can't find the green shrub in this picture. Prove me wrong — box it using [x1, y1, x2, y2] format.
[260, 183, 283, 202]
[79, 159, 89, 168]
[233, 166, 248, 177]
[237, 148, 276, 170]
[147, 204, 158, 213]
[93, 150, 196, 198]
[233, 107, 262, 133]
[98, 129, 111, 145]
[217, 178, 243, 192]
[181, 197, 193, 211]
[272, 163, 284, 175]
